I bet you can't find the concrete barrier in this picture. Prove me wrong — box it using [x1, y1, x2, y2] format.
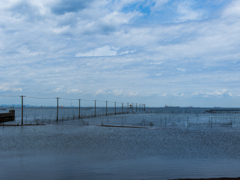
[0, 110, 15, 123]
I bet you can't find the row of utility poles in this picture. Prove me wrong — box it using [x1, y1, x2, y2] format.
[20, 96, 146, 125]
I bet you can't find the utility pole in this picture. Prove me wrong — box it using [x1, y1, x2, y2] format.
[106, 101, 108, 116]
[20, 96, 25, 126]
[56, 97, 59, 121]
[122, 103, 123, 114]
[78, 99, 81, 119]
[94, 100, 97, 117]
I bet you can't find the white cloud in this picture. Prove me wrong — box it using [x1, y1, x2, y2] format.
[101, 11, 139, 26]
[12, 88, 23, 92]
[151, 0, 169, 12]
[53, 88, 63, 93]
[112, 89, 123, 96]
[222, 0, 240, 18]
[129, 92, 139, 96]
[150, 62, 164, 65]
[119, 50, 135, 55]
[96, 89, 107, 95]
[67, 89, 82, 94]
[177, 68, 186, 72]
[0, 83, 22, 92]
[76, 46, 118, 57]
[173, 93, 184, 97]
[176, 1, 205, 22]
[53, 88, 82, 94]
[0, 0, 240, 107]
[192, 89, 233, 97]
[95, 89, 123, 96]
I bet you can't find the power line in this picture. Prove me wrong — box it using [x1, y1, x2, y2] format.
[0, 94, 144, 105]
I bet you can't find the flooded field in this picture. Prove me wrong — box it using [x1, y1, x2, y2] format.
[1, 109, 240, 179]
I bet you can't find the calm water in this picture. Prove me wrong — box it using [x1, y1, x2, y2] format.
[1, 106, 141, 124]
[1, 108, 240, 179]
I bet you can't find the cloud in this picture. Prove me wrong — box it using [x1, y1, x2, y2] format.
[0, 83, 22, 92]
[76, 46, 118, 57]
[1, 0, 240, 107]
[112, 89, 123, 96]
[119, 50, 135, 55]
[177, 68, 186, 72]
[129, 92, 139, 96]
[151, 0, 170, 12]
[53, 88, 63, 93]
[222, 0, 240, 18]
[96, 89, 107, 95]
[95, 89, 142, 97]
[67, 89, 82, 94]
[101, 11, 139, 26]
[175, 1, 205, 22]
[173, 93, 184, 97]
[53, 88, 82, 94]
[192, 89, 233, 98]
[95, 89, 123, 96]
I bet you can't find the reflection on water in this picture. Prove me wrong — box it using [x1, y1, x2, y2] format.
[1, 111, 240, 179]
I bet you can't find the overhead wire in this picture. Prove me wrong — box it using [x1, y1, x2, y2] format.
[0, 94, 144, 105]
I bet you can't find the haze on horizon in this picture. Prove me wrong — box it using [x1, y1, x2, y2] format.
[1, 0, 240, 107]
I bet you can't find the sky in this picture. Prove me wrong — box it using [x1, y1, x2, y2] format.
[1, 0, 240, 107]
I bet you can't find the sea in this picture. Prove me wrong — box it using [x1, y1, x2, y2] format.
[1, 107, 240, 180]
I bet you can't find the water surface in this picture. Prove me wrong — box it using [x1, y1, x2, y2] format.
[1, 110, 240, 179]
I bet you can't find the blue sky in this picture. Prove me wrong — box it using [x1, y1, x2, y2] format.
[1, 0, 240, 107]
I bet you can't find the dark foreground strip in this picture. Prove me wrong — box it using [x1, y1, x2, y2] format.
[0, 124, 45, 126]
[170, 178, 240, 180]
[98, 125, 148, 129]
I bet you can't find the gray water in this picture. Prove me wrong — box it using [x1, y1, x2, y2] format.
[1, 108, 240, 179]
[0, 106, 140, 124]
